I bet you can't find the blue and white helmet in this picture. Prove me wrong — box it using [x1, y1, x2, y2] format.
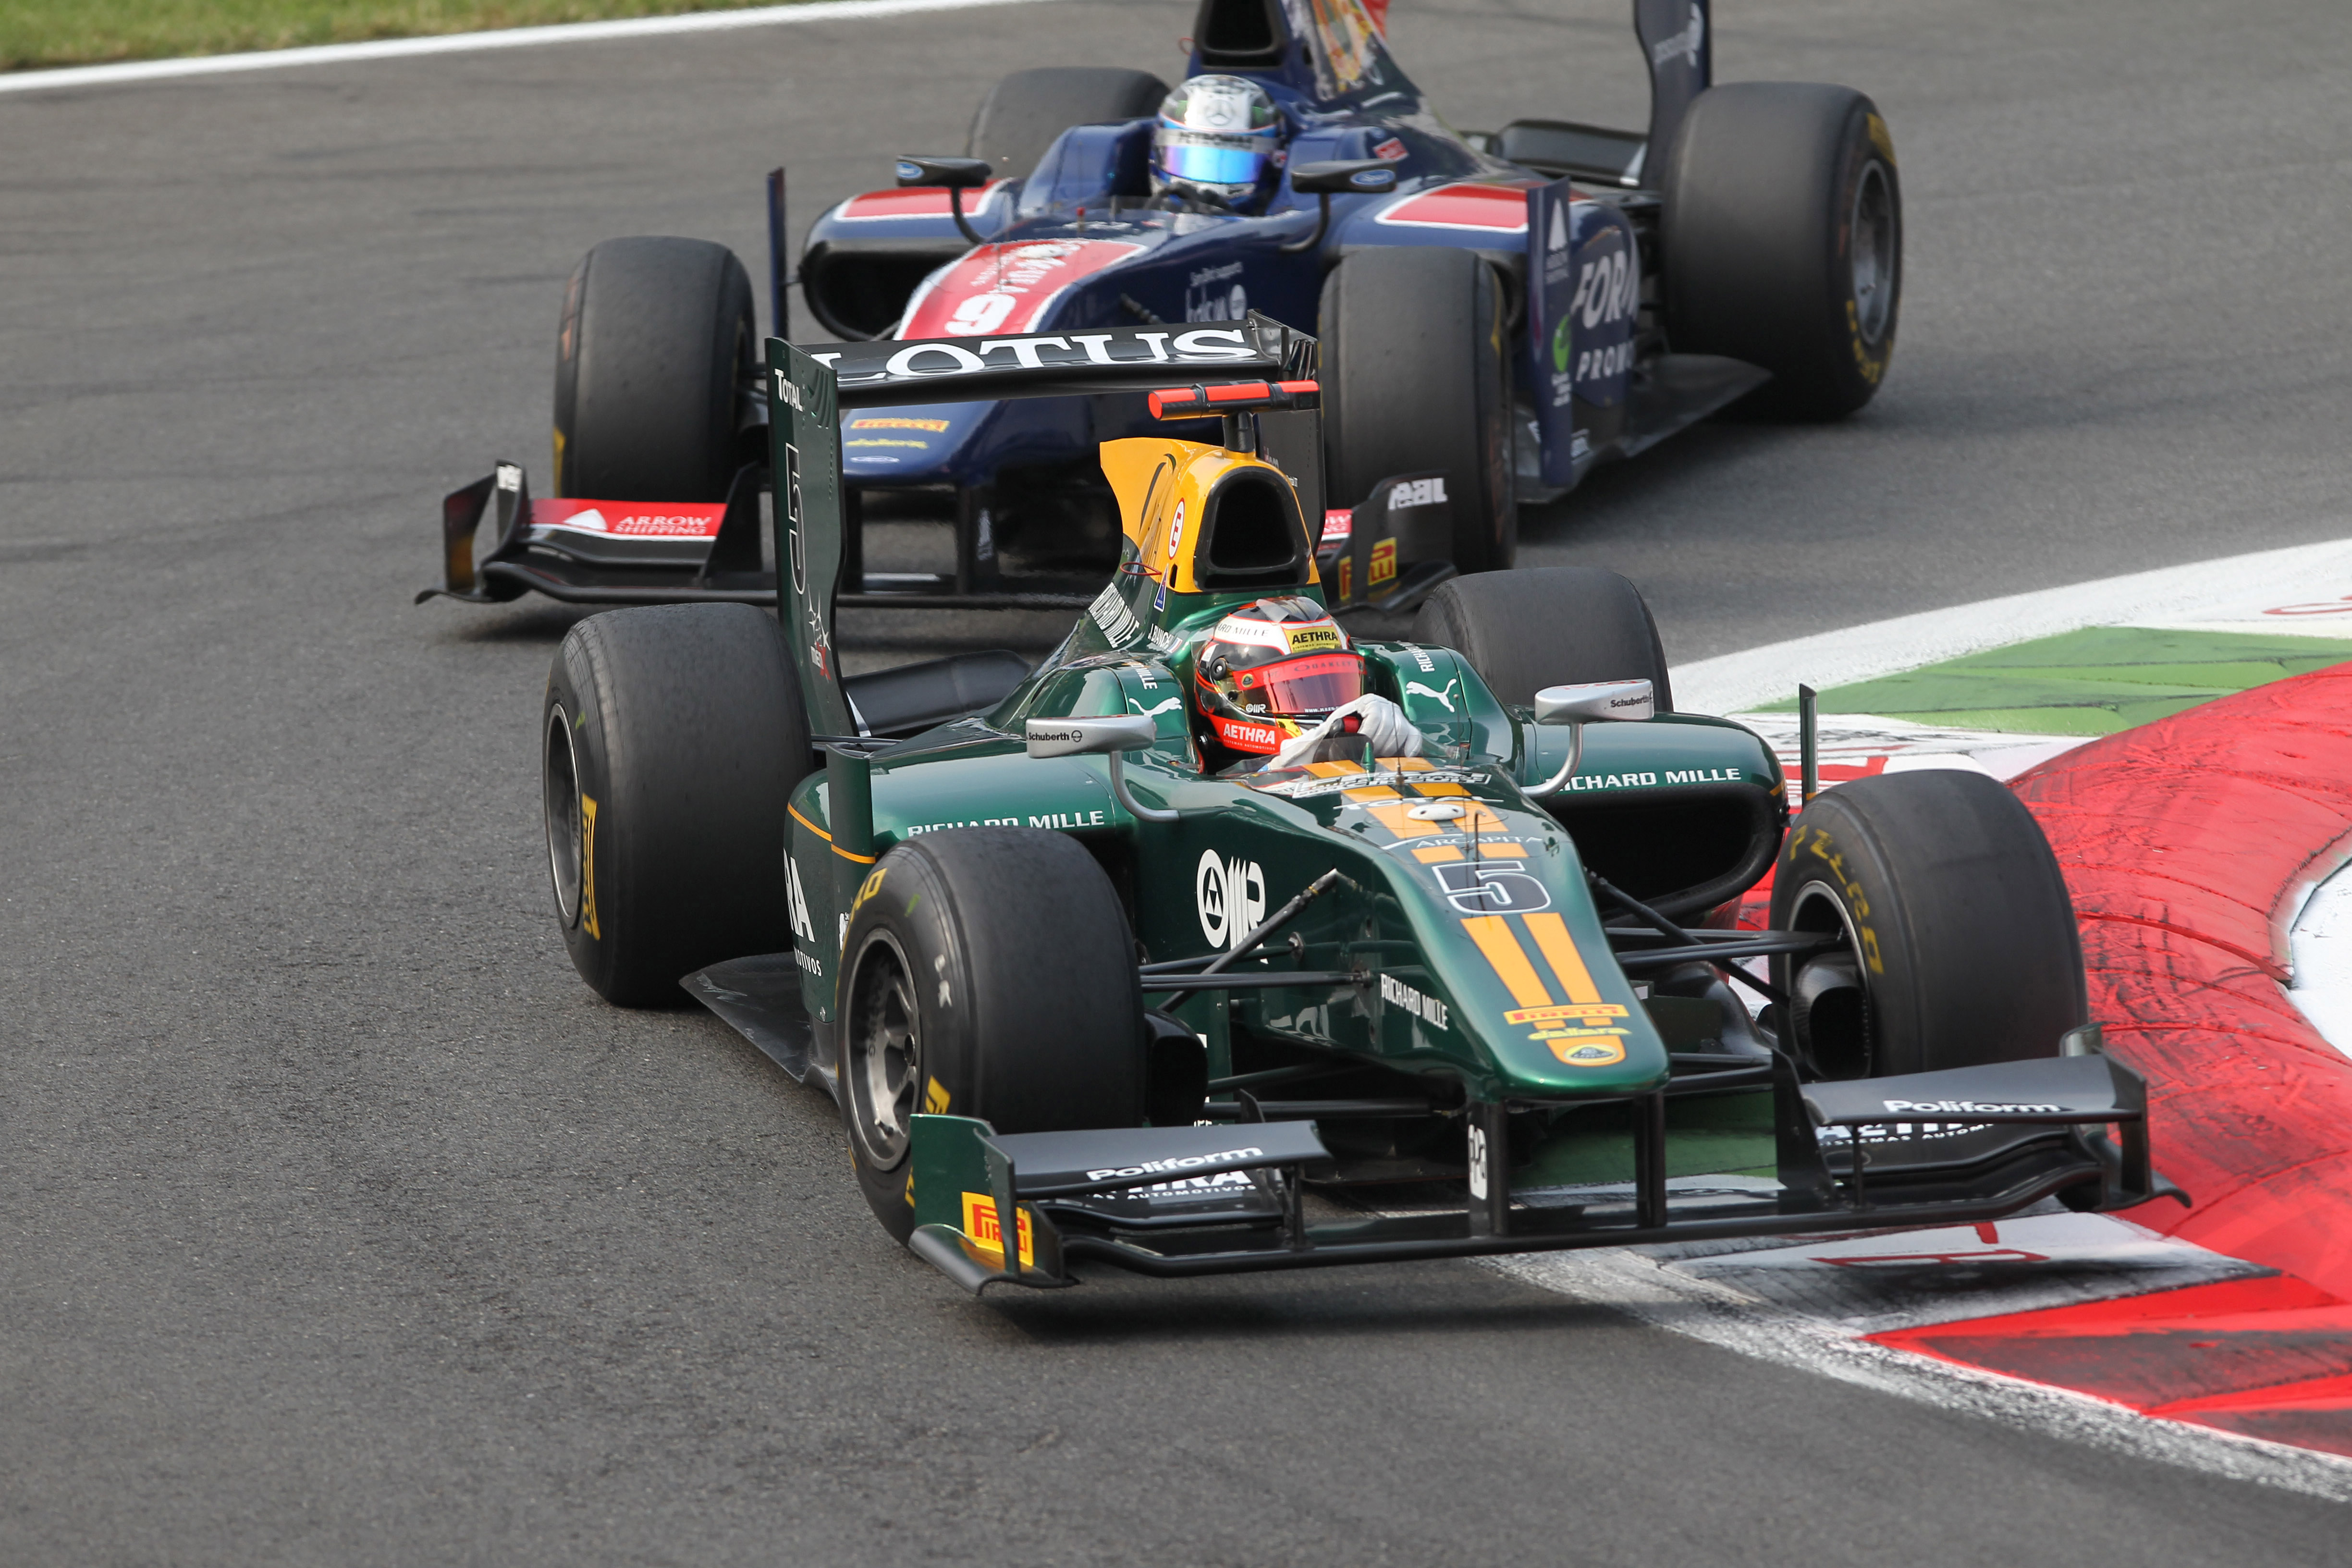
[1151, 75, 1282, 210]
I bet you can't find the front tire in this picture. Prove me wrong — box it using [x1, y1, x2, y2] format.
[553, 236, 757, 501]
[1768, 770, 2085, 1079]
[840, 828, 1148, 1242]
[544, 604, 813, 1006]
[1412, 567, 1672, 710]
[1320, 246, 1517, 573]
[1662, 82, 1901, 419]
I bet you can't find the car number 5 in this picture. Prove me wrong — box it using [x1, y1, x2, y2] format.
[1433, 861, 1551, 914]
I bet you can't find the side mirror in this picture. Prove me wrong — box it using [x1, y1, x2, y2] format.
[1289, 159, 1400, 196]
[1278, 159, 1400, 256]
[895, 156, 993, 190]
[1024, 716, 1178, 822]
[1535, 679, 1655, 725]
[1528, 679, 1655, 797]
[1025, 715, 1156, 759]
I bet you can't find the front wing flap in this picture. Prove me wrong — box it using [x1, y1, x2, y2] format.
[901, 1051, 2183, 1294]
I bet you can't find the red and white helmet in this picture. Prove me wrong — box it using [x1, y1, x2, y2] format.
[1190, 597, 1367, 755]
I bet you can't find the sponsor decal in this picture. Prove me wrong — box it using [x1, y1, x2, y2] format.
[786, 855, 816, 944]
[1433, 861, 1553, 915]
[852, 866, 887, 911]
[848, 416, 952, 432]
[1662, 766, 1743, 784]
[1336, 557, 1351, 600]
[1285, 622, 1343, 653]
[1373, 181, 1537, 233]
[1088, 581, 1142, 647]
[1404, 677, 1459, 712]
[1084, 1145, 1266, 1182]
[1369, 538, 1397, 587]
[924, 1076, 951, 1114]
[527, 499, 725, 539]
[1147, 625, 1185, 656]
[1551, 1038, 1627, 1067]
[960, 1191, 1034, 1267]
[1197, 850, 1268, 949]
[1466, 1122, 1490, 1200]
[1553, 770, 1662, 793]
[1389, 476, 1446, 509]
[1320, 508, 1353, 545]
[1372, 136, 1407, 161]
[1379, 972, 1449, 1031]
[1881, 1099, 2065, 1116]
[845, 439, 930, 450]
[899, 240, 1148, 340]
[1184, 260, 1250, 324]
[1790, 822, 1886, 975]
[578, 794, 600, 940]
[1648, 0, 1705, 68]
[1251, 766, 1485, 799]
[1505, 1003, 1628, 1025]
[906, 808, 1107, 835]
[1409, 646, 1437, 674]
[1166, 499, 1186, 561]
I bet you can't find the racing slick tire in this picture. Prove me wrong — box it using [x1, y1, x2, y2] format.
[1660, 82, 1901, 420]
[839, 827, 1148, 1243]
[1767, 770, 2086, 1081]
[543, 603, 812, 1007]
[1412, 567, 1672, 710]
[1320, 246, 1518, 574]
[553, 236, 757, 502]
[967, 66, 1170, 178]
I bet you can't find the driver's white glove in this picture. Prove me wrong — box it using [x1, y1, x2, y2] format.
[1270, 693, 1425, 771]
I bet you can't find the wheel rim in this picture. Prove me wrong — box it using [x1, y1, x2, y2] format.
[1784, 879, 1875, 1078]
[845, 931, 923, 1169]
[1849, 160, 1896, 347]
[544, 704, 584, 928]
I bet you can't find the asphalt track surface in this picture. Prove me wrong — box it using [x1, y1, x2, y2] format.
[4, 1, 2349, 1561]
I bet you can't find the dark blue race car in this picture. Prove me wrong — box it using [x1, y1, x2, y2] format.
[426, 0, 1901, 616]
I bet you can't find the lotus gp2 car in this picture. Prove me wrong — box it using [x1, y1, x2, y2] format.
[426, 0, 1902, 616]
[529, 323, 2174, 1294]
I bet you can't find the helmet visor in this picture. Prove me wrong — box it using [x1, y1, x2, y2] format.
[1233, 652, 1366, 716]
[1157, 135, 1267, 189]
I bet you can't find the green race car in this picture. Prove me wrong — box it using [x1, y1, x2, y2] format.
[534, 319, 2175, 1292]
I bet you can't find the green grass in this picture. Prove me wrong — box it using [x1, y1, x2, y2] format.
[1, 0, 796, 71]
[1762, 625, 2352, 735]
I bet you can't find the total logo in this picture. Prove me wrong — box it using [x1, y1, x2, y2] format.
[1196, 850, 1268, 950]
[1649, 1, 1705, 69]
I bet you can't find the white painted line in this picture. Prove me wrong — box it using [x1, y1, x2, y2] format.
[1672, 534, 2352, 717]
[2291, 856, 2352, 1060]
[0, 0, 1054, 96]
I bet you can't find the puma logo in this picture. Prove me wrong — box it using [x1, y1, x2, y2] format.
[1130, 696, 1182, 717]
[1405, 679, 1459, 713]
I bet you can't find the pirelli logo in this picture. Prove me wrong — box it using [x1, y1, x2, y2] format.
[960, 1191, 1034, 1268]
[1504, 1003, 1628, 1025]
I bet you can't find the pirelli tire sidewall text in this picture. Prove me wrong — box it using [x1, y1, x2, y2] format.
[838, 827, 1148, 1244]
[1767, 770, 2087, 1080]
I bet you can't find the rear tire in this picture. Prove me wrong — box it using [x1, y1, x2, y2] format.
[1768, 771, 2085, 1079]
[544, 604, 813, 1006]
[1320, 246, 1517, 573]
[553, 236, 757, 501]
[840, 828, 1148, 1242]
[967, 66, 1170, 178]
[1662, 82, 1901, 419]
[1413, 567, 1672, 710]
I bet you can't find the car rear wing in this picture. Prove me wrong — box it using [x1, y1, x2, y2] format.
[900, 1046, 2183, 1294]
[768, 317, 1318, 742]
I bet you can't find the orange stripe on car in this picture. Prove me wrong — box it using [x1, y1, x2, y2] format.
[1461, 916, 1552, 1008]
[1521, 912, 1602, 1004]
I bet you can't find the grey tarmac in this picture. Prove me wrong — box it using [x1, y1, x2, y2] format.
[3, 1, 2349, 1562]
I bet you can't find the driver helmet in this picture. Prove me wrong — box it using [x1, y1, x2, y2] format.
[1151, 74, 1283, 211]
[1192, 597, 1366, 755]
